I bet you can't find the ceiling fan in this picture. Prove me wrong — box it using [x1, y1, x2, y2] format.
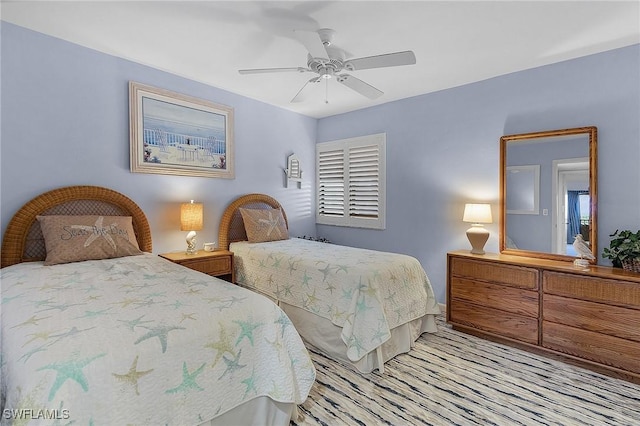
[238, 28, 416, 103]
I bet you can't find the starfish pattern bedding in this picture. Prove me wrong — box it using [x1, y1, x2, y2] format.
[231, 238, 440, 361]
[0, 253, 315, 425]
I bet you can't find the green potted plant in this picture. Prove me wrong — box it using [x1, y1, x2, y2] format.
[602, 229, 640, 272]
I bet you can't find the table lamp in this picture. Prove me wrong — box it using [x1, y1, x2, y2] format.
[180, 200, 203, 255]
[463, 203, 492, 255]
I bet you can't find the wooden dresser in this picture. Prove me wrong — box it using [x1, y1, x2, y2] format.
[447, 250, 640, 383]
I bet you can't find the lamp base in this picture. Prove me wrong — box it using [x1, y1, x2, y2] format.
[466, 225, 489, 255]
[185, 230, 198, 255]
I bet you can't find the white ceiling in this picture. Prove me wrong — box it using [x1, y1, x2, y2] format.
[2, 1, 639, 119]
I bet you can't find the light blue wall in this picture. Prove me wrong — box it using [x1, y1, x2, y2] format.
[1, 22, 318, 254]
[317, 44, 640, 302]
[2, 22, 639, 304]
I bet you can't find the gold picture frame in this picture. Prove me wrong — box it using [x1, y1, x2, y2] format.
[129, 81, 234, 179]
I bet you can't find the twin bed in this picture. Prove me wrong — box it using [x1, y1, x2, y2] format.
[218, 194, 441, 374]
[0, 186, 315, 426]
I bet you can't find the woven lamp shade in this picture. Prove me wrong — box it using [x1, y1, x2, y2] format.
[180, 202, 203, 231]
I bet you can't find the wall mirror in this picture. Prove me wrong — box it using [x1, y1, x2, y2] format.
[500, 126, 597, 262]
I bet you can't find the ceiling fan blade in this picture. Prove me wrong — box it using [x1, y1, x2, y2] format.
[293, 29, 329, 59]
[344, 51, 416, 71]
[336, 74, 383, 99]
[239, 67, 310, 75]
[291, 76, 321, 103]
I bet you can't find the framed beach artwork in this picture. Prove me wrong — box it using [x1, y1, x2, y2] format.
[129, 81, 234, 178]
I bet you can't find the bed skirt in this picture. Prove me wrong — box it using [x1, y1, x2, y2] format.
[203, 397, 297, 426]
[281, 302, 438, 374]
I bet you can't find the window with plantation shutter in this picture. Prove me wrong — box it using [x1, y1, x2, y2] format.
[316, 133, 386, 229]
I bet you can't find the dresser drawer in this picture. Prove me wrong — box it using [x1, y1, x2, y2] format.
[450, 257, 538, 290]
[543, 294, 640, 342]
[181, 256, 231, 275]
[543, 271, 640, 308]
[451, 277, 539, 317]
[449, 300, 539, 345]
[542, 321, 640, 374]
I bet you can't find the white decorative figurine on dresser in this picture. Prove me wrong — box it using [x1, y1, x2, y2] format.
[573, 234, 595, 267]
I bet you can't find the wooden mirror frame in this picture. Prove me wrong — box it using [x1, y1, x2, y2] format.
[500, 126, 598, 263]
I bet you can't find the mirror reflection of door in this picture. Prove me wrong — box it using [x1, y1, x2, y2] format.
[552, 158, 589, 255]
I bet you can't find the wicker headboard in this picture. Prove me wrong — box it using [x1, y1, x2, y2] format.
[218, 194, 288, 251]
[1, 185, 152, 268]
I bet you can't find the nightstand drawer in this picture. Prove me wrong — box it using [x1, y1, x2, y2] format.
[181, 256, 231, 275]
[159, 250, 235, 282]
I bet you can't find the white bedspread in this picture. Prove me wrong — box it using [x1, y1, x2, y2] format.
[0, 254, 315, 425]
[232, 238, 440, 361]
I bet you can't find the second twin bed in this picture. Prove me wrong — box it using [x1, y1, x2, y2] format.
[219, 193, 441, 373]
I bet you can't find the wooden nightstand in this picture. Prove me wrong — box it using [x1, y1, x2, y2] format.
[159, 250, 234, 283]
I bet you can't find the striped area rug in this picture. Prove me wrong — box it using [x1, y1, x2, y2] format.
[294, 316, 640, 425]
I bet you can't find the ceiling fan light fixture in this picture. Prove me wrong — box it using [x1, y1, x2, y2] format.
[240, 28, 415, 103]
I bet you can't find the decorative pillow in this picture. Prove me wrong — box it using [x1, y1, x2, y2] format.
[239, 208, 289, 243]
[37, 215, 143, 265]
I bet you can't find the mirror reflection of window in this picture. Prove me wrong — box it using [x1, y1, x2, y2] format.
[579, 194, 590, 234]
[565, 191, 590, 256]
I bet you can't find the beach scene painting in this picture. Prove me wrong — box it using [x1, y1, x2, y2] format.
[129, 82, 234, 178]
